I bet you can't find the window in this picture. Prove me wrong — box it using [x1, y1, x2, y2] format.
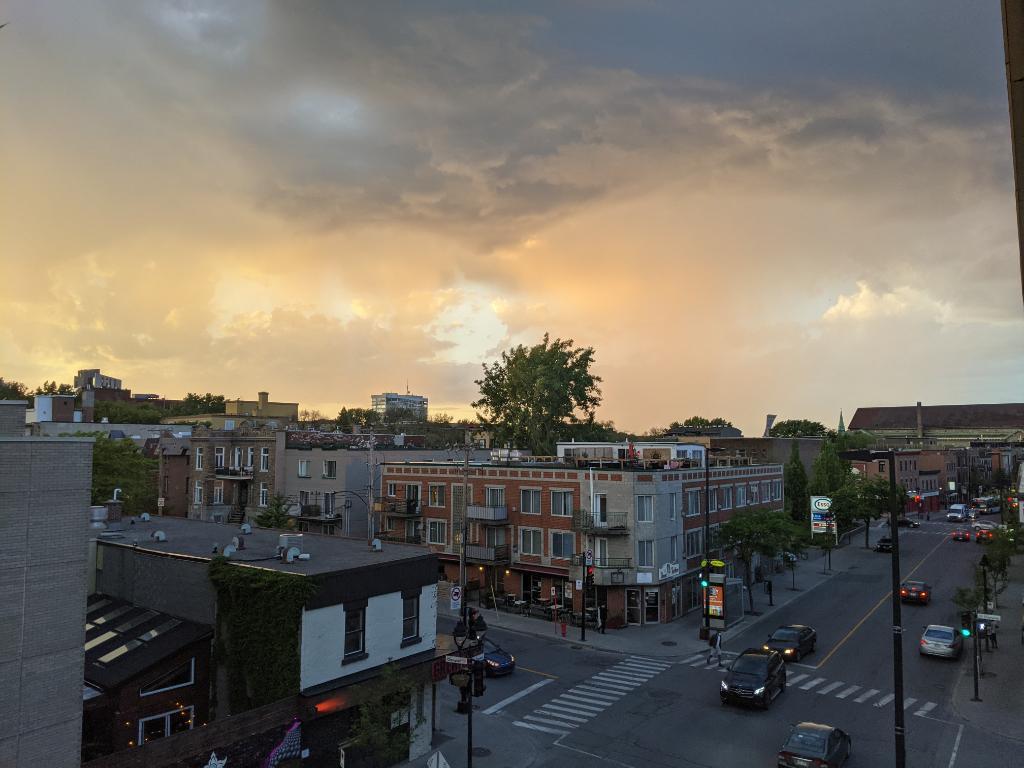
[669, 536, 679, 562]
[259, 482, 268, 507]
[428, 484, 446, 507]
[298, 460, 311, 478]
[212, 482, 224, 504]
[323, 493, 335, 515]
[551, 531, 574, 559]
[406, 484, 420, 505]
[637, 540, 654, 567]
[193, 483, 203, 504]
[214, 447, 225, 468]
[402, 595, 419, 642]
[708, 487, 718, 513]
[721, 485, 733, 509]
[140, 658, 194, 697]
[344, 606, 365, 658]
[138, 706, 194, 745]
[246, 447, 254, 468]
[551, 490, 573, 517]
[735, 484, 747, 507]
[772, 479, 783, 501]
[761, 481, 771, 503]
[749, 482, 759, 505]
[194, 447, 204, 470]
[323, 460, 337, 479]
[520, 488, 540, 514]
[636, 495, 654, 522]
[232, 447, 242, 469]
[387, 482, 397, 497]
[485, 526, 506, 547]
[427, 520, 447, 545]
[685, 529, 704, 558]
[299, 490, 311, 506]
[260, 447, 270, 472]
[520, 528, 543, 555]
[668, 492, 677, 521]
[595, 493, 609, 523]
[685, 489, 700, 517]
[709, 523, 721, 550]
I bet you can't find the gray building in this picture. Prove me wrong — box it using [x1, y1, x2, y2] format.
[0, 400, 94, 767]
[371, 392, 428, 420]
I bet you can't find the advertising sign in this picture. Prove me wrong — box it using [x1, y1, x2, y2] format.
[450, 586, 462, 611]
[707, 585, 724, 617]
[810, 496, 835, 534]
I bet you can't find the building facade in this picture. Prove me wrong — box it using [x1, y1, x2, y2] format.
[849, 401, 1024, 446]
[371, 392, 428, 420]
[224, 391, 299, 423]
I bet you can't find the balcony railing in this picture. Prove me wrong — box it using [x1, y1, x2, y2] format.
[572, 554, 632, 569]
[573, 510, 629, 534]
[377, 500, 422, 517]
[214, 466, 253, 480]
[379, 532, 424, 546]
[467, 504, 508, 523]
[465, 544, 510, 563]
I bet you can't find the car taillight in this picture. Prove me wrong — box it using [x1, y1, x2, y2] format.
[920, 638, 927, 646]
[900, 589, 908, 596]
[920, 592, 928, 597]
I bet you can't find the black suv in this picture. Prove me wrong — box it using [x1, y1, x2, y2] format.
[720, 648, 786, 709]
[874, 537, 893, 553]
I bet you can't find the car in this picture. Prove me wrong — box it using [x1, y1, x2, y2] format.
[951, 528, 970, 542]
[778, 722, 852, 768]
[972, 520, 997, 531]
[763, 624, 817, 661]
[899, 580, 931, 605]
[874, 537, 893, 553]
[720, 648, 786, 709]
[975, 528, 994, 544]
[481, 638, 515, 676]
[919, 624, 963, 659]
[896, 517, 920, 528]
[946, 510, 965, 522]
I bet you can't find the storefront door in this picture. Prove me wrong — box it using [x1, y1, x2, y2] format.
[626, 589, 642, 625]
[644, 589, 660, 624]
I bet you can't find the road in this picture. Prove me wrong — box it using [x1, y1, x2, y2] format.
[431, 520, 1019, 767]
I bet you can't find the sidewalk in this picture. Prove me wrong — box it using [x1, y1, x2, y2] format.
[950, 554, 1024, 742]
[439, 546, 872, 660]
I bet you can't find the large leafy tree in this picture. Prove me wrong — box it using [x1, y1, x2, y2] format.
[0, 377, 31, 400]
[94, 401, 163, 424]
[719, 507, 799, 612]
[473, 334, 602, 455]
[177, 392, 226, 415]
[34, 380, 76, 396]
[784, 442, 810, 523]
[770, 419, 827, 437]
[680, 416, 733, 428]
[831, 475, 890, 548]
[809, 440, 851, 496]
[89, 435, 158, 516]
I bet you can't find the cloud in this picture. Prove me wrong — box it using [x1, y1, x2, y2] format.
[823, 282, 953, 323]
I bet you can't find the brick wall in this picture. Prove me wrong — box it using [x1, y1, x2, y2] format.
[0, 401, 27, 436]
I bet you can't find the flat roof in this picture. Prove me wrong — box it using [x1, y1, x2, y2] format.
[96, 516, 433, 575]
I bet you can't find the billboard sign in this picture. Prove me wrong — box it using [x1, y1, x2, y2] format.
[707, 585, 724, 618]
[810, 496, 835, 534]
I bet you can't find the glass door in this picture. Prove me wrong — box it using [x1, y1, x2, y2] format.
[644, 589, 660, 624]
[596, 537, 608, 566]
[626, 589, 642, 624]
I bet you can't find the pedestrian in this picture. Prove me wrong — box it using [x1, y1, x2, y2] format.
[990, 622, 999, 650]
[983, 623, 992, 652]
[598, 606, 606, 634]
[708, 630, 723, 667]
[766, 579, 774, 607]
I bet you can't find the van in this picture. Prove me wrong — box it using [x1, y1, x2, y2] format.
[947, 504, 968, 522]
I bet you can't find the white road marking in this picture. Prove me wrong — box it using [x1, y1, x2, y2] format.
[612, 666, 658, 678]
[835, 685, 861, 699]
[482, 679, 553, 715]
[552, 696, 605, 713]
[618, 661, 665, 674]
[628, 656, 669, 665]
[595, 671, 647, 683]
[874, 693, 896, 707]
[514, 720, 569, 736]
[536, 706, 590, 723]
[681, 653, 706, 665]
[575, 685, 623, 699]
[947, 723, 964, 768]
[523, 714, 576, 729]
[571, 686, 620, 702]
[591, 675, 639, 689]
[787, 673, 809, 686]
[914, 702, 937, 717]
[854, 688, 880, 703]
[817, 681, 844, 695]
[902, 697, 918, 710]
[800, 677, 826, 691]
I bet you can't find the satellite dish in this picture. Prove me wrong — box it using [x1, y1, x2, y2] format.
[152, 530, 167, 542]
[231, 536, 240, 548]
[223, 544, 237, 557]
[285, 546, 301, 563]
[240, 523, 252, 534]
[139, 513, 151, 522]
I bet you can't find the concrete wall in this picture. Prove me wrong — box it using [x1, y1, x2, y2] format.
[0, 401, 29, 436]
[0, 434, 94, 768]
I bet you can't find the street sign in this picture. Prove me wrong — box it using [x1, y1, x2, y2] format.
[977, 613, 1002, 623]
[585, 549, 594, 566]
[575, 579, 583, 590]
[811, 496, 833, 511]
[700, 559, 725, 568]
[157, 497, 165, 508]
[445, 654, 469, 665]
[427, 752, 451, 768]
[550, 586, 556, 597]
[450, 586, 462, 611]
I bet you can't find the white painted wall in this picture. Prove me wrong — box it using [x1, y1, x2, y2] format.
[299, 583, 438, 691]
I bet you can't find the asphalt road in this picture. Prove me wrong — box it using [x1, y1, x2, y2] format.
[432, 521, 1015, 768]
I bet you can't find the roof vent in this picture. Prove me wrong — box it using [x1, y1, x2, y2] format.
[240, 523, 253, 535]
[139, 513, 151, 522]
[278, 533, 303, 555]
[284, 546, 302, 563]
[152, 530, 166, 542]
[89, 505, 108, 531]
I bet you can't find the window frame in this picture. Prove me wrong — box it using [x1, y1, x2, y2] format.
[212, 482, 224, 505]
[685, 489, 701, 517]
[138, 705, 194, 746]
[401, 593, 420, 645]
[194, 447, 204, 471]
[139, 658, 195, 698]
[519, 487, 541, 515]
[214, 447, 225, 468]
[260, 446, 270, 472]
[635, 495, 654, 523]
[343, 604, 367, 662]
[550, 530, 574, 560]
[259, 482, 268, 507]
[428, 483, 446, 507]
[323, 460, 337, 479]
[721, 485, 733, 510]
[193, 483, 203, 505]
[427, 519, 447, 545]
[297, 459, 311, 479]
[246, 446, 254, 469]
[668, 492, 677, 521]
[387, 482, 397, 497]
[520, 526, 543, 556]
[551, 489, 573, 517]
[637, 539, 654, 568]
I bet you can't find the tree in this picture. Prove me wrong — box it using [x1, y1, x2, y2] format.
[770, 419, 827, 438]
[473, 333, 602, 455]
[561, 418, 626, 444]
[94, 401, 163, 424]
[0, 377, 30, 400]
[255, 494, 294, 529]
[783, 442, 810, 523]
[299, 408, 326, 427]
[952, 585, 984, 614]
[719, 507, 795, 612]
[336, 407, 381, 430]
[831, 475, 890, 548]
[831, 430, 876, 452]
[88, 434, 158, 516]
[809, 440, 851, 497]
[681, 416, 733, 428]
[34, 380, 75, 396]
[177, 392, 226, 415]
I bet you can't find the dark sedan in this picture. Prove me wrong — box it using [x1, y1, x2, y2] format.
[720, 648, 786, 709]
[763, 624, 817, 661]
[899, 580, 931, 605]
[896, 517, 920, 528]
[951, 529, 970, 542]
[975, 528, 995, 543]
[481, 638, 515, 676]
[778, 722, 852, 768]
[874, 537, 893, 553]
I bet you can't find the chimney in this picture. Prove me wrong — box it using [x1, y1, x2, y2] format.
[916, 401, 924, 438]
[258, 391, 269, 415]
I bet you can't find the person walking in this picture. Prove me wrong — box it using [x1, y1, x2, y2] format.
[708, 630, 723, 667]
[990, 622, 999, 650]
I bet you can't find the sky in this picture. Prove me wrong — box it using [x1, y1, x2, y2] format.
[2, 1, 1022, 435]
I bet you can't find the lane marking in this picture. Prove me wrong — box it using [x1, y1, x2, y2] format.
[800, 677, 826, 691]
[835, 685, 861, 699]
[514, 720, 569, 736]
[947, 723, 964, 768]
[681, 653, 705, 665]
[915, 702, 937, 717]
[536, 706, 590, 723]
[523, 714, 576, 729]
[482, 679, 553, 715]
[628, 656, 668, 664]
[570, 687, 619, 703]
[575, 684, 624, 699]
[902, 697, 918, 710]
[815, 535, 950, 669]
[854, 688, 880, 703]
[552, 696, 605, 713]
[618, 661, 666, 673]
[518, 666, 559, 679]
[596, 672, 648, 684]
[788, 673, 809, 686]
[591, 675, 638, 689]
[874, 693, 896, 707]
[817, 681, 844, 695]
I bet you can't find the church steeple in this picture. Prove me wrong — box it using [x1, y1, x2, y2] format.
[837, 410, 846, 434]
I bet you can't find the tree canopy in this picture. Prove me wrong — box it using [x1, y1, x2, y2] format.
[255, 494, 295, 529]
[88, 434, 158, 516]
[783, 442, 810, 523]
[94, 401, 164, 424]
[473, 334, 602, 455]
[0, 377, 31, 400]
[770, 419, 827, 437]
[35, 380, 76, 396]
[809, 440, 852, 497]
[719, 507, 801, 611]
[680, 416, 733, 428]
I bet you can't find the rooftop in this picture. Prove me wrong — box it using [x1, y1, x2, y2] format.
[849, 403, 1024, 431]
[95, 516, 432, 575]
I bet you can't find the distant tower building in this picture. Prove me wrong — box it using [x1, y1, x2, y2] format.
[371, 392, 428, 420]
[837, 410, 846, 434]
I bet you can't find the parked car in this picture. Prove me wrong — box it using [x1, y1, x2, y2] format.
[919, 624, 963, 659]
[896, 517, 920, 528]
[899, 580, 931, 605]
[481, 638, 515, 676]
[874, 537, 893, 553]
[720, 648, 786, 709]
[951, 528, 971, 542]
[763, 624, 817, 661]
[778, 722, 852, 768]
[975, 528, 995, 544]
[946, 509, 965, 522]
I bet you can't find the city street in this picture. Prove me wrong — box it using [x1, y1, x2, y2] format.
[431, 521, 1020, 767]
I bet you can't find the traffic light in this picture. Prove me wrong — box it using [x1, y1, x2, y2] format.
[472, 661, 486, 697]
[959, 610, 972, 637]
[585, 565, 595, 587]
[699, 569, 710, 589]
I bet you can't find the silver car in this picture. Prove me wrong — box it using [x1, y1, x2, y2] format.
[919, 624, 962, 659]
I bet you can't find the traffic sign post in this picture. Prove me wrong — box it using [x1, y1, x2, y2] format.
[585, 549, 594, 566]
[450, 586, 462, 612]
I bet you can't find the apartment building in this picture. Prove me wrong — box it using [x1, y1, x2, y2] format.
[371, 392, 428, 420]
[380, 446, 783, 628]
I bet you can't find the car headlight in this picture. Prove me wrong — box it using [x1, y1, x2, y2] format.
[783, 648, 794, 654]
[762, 645, 770, 651]
[754, 686, 766, 695]
[487, 659, 499, 667]
[720, 681, 729, 691]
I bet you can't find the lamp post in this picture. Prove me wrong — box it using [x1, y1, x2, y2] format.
[451, 609, 487, 768]
[885, 450, 907, 768]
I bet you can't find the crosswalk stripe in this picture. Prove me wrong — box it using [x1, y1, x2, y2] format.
[591, 675, 639, 689]
[524, 714, 577, 729]
[835, 685, 861, 699]
[682, 653, 706, 665]
[691, 659, 712, 667]
[914, 702, 937, 717]
[817, 681, 844, 695]
[514, 720, 570, 736]
[536, 706, 591, 723]
[552, 697, 606, 713]
[596, 670, 647, 683]
[855, 688, 880, 704]
[571, 687, 620, 702]
[874, 693, 896, 708]
[618, 661, 665, 673]
[575, 685, 623, 699]
[902, 697, 917, 710]
[613, 666, 658, 678]
[800, 677, 826, 691]
[788, 673, 808, 685]
[629, 656, 669, 666]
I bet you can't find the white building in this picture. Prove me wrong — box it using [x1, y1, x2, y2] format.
[371, 392, 429, 420]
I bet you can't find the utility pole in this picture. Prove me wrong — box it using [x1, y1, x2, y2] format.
[367, 435, 376, 546]
[461, 438, 470, 638]
[971, 609, 981, 701]
[888, 451, 906, 768]
[702, 446, 711, 639]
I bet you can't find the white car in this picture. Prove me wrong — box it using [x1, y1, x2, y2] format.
[973, 521, 997, 532]
[946, 510, 965, 522]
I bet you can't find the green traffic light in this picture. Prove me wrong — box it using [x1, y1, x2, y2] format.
[960, 628, 971, 637]
[700, 579, 709, 588]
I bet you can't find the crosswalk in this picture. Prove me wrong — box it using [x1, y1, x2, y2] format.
[682, 652, 941, 718]
[512, 656, 672, 736]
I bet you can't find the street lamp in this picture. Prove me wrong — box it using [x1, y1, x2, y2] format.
[451, 608, 487, 768]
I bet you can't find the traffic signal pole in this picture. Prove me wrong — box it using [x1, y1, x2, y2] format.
[888, 453, 906, 768]
[971, 610, 981, 701]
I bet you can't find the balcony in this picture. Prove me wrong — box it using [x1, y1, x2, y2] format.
[572, 554, 633, 569]
[376, 500, 422, 517]
[467, 504, 508, 524]
[379, 532, 424, 546]
[573, 510, 629, 534]
[465, 544, 510, 564]
[214, 466, 253, 480]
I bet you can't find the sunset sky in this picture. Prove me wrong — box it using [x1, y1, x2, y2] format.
[2, 2, 1022, 435]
